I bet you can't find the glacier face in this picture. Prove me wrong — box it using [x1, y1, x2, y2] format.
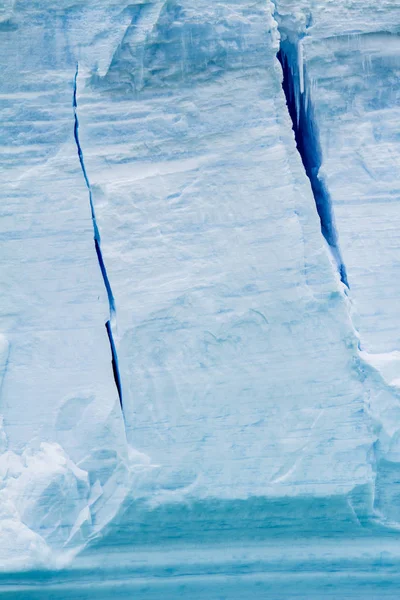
[76, 0, 373, 501]
[1, 0, 400, 596]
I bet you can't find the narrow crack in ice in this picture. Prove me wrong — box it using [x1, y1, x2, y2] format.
[73, 64, 124, 414]
[277, 40, 349, 288]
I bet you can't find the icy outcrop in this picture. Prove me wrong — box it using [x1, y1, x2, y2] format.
[0, 441, 89, 548]
[0, 416, 143, 571]
[0, 415, 157, 573]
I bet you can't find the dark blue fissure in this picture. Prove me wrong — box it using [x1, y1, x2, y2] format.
[106, 320, 123, 402]
[277, 41, 349, 288]
[73, 65, 124, 412]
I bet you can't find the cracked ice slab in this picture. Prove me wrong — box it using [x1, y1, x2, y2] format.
[75, 0, 374, 500]
[272, 0, 400, 528]
[274, 0, 400, 355]
[0, 3, 132, 564]
[306, 31, 400, 355]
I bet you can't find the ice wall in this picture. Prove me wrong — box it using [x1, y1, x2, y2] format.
[0, 1, 136, 567]
[273, 0, 400, 528]
[76, 0, 373, 500]
[1, 0, 400, 596]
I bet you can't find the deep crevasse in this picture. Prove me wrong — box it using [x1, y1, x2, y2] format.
[277, 40, 349, 287]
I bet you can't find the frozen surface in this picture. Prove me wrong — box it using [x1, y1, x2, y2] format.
[77, 0, 373, 501]
[293, 6, 400, 356]
[1, 0, 400, 597]
[0, 0, 136, 567]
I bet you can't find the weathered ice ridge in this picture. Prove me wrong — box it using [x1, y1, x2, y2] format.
[0, 0, 400, 597]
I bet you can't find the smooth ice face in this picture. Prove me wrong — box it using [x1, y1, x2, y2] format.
[1, 0, 400, 596]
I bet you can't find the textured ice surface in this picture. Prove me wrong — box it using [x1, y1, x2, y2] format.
[276, 0, 400, 354]
[76, 0, 373, 501]
[1, 0, 400, 596]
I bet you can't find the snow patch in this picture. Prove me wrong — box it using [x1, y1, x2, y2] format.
[360, 350, 400, 390]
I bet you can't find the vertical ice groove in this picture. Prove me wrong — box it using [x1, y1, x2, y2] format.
[277, 41, 349, 288]
[72, 64, 124, 412]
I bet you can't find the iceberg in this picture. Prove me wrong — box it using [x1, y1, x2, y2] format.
[1, 0, 400, 597]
